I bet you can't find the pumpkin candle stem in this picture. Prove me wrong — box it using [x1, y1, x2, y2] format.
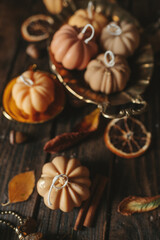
[87, 1, 94, 19]
[78, 24, 95, 44]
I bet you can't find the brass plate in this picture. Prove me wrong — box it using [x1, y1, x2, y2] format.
[2, 74, 65, 124]
[49, 0, 154, 118]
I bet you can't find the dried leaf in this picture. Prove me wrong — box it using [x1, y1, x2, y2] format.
[44, 108, 100, 153]
[118, 195, 160, 216]
[74, 108, 100, 132]
[2, 171, 35, 206]
[44, 131, 89, 154]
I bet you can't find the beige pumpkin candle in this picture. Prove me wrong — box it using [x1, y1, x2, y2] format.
[37, 156, 91, 212]
[84, 50, 130, 94]
[68, 1, 108, 36]
[12, 70, 55, 115]
[100, 21, 140, 57]
[50, 23, 98, 70]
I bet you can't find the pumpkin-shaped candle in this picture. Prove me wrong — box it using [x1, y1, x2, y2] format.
[37, 156, 91, 212]
[84, 50, 131, 94]
[100, 21, 140, 57]
[43, 0, 63, 14]
[50, 23, 98, 70]
[12, 70, 55, 115]
[68, 1, 108, 36]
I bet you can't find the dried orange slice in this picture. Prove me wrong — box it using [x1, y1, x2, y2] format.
[21, 14, 54, 42]
[104, 117, 151, 159]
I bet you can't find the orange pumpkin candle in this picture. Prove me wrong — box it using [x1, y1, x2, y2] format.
[68, 1, 108, 36]
[12, 70, 55, 115]
[43, 0, 63, 14]
[50, 23, 98, 70]
[37, 156, 91, 212]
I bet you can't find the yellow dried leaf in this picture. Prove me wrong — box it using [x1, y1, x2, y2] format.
[74, 108, 101, 132]
[2, 171, 35, 205]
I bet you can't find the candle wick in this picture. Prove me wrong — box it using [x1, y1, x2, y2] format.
[107, 22, 122, 36]
[20, 75, 34, 86]
[48, 174, 68, 206]
[104, 50, 115, 68]
[80, 24, 95, 44]
[87, 1, 94, 19]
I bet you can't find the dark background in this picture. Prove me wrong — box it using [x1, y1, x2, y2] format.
[0, 0, 160, 239]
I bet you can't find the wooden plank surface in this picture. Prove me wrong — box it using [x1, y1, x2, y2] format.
[0, 0, 160, 239]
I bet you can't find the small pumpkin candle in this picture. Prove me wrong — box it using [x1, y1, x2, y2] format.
[12, 70, 55, 115]
[50, 23, 98, 70]
[37, 156, 91, 212]
[43, 0, 63, 14]
[68, 1, 108, 36]
[100, 21, 140, 57]
[84, 50, 130, 94]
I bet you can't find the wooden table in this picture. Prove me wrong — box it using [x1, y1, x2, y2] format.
[1, 0, 160, 239]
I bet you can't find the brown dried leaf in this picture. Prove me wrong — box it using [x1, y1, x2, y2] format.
[44, 131, 89, 154]
[118, 195, 160, 216]
[2, 171, 35, 205]
[44, 108, 100, 153]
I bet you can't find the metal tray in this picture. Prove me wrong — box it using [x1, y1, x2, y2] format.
[49, 0, 154, 118]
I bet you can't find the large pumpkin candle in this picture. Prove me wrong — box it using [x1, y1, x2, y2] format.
[68, 1, 108, 36]
[37, 156, 91, 212]
[50, 23, 98, 70]
[12, 70, 55, 115]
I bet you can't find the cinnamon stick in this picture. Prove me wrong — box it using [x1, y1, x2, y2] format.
[83, 175, 108, 228]
[74, 174, 101, 231]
